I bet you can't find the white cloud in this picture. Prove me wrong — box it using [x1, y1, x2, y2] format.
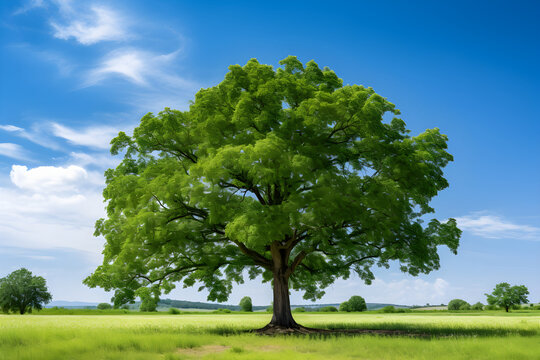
[69, 152, 119, 168]
[456, 213, 540, 241]
[51, 5, 127, 45]
[0, 125, 24, 132]
[86, 48, 191, 88]
[0, 123, 61, 150]
[0, 186, 105, 256]
[0, 143, 28, 160]
[13, 0, 46, 15]
[0, 162, 106, 257]
[52, 123, 118, 149]
[10, 165, 87, 193]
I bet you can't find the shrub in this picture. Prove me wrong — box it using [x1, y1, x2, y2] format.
[318, 306, 338, 312]
[396, 308, 411, 313]
[485, 304, 498, 310]
[213, 308, 231, 313]
[448, 299, 470, 310]
[168, 307, 181, 314]
[266, 303, 273, 313]
[339, 301, 350, 312]
[472, 302, 484, 310]
[97, 303, 112, 310]
[511, 304, 522, 310]
[293, 307, 306, 312]
[459, 303, 471, 310]
[381, 306, 396, 313]
[239, 296, 253, 312]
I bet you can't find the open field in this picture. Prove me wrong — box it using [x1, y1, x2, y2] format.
[1, 312, 539, 359]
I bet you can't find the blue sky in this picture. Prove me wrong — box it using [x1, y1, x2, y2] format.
[1, 0, 539, 306]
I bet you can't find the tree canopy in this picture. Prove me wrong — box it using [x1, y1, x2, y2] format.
[0, 268, 52, 314]
[84, 56, 461, 330]
[485, 282, 529, 312]
[239, 296, 253, 312]
[340, 295, 367, 312]
[447, 299, 470, 310]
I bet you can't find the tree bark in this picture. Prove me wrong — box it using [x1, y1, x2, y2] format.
[263, 242, 300, 330]
[505, 306, 509, 312]
[270, 271, 298, 328]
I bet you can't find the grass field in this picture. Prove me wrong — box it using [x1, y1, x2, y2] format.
[1, 311, 539, 359]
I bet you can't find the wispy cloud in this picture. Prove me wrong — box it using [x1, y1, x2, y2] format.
[456, 213, 540, 241]
[0, 123, 61, 150]
[51, 5, 128, 45]
[0, 125, 24, 132]
[69, 152, 119, 168]
[13, 0, 46, 15]
[0, 143, 29, 160]
[86, 48, 191, 87]
[51, 123, 119, 150]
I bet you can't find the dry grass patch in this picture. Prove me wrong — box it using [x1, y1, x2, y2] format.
[176, 344, 229, 356]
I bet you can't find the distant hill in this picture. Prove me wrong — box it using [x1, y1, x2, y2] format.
[159, 299, 410, 311]
[46, 301, 100, 308]
[45, 299, 411, 311]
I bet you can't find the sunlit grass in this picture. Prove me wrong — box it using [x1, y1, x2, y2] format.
[1, 312, 539, 359]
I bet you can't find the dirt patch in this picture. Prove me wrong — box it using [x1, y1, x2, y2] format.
[253, 344, 285, 352]
[177, 345, 230, 356]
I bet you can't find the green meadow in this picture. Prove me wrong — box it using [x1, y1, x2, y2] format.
[1, 311, 539, 359]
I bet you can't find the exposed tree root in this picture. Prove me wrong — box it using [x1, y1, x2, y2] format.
[253, 324, 430, 337]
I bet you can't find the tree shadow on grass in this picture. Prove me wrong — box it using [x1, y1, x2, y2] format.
[205, 323, 537, 338]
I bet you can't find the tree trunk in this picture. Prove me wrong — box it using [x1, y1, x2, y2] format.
[269, 271, 298, 328]
[505, 306, 509, 312]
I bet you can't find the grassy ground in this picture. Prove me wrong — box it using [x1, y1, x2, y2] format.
[1, 312, 539, 359]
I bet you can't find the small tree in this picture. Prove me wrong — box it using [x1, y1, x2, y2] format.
[136, 287, 158, 312]
[485, 283, 529, 312]
[471, 302, 484, 310]
[239, 296, 253, 312]
[339, 301, 350, 312]
[97, 303, 112, 310]
[448, 299, 469, 310]
[0, 268, 52, 314]
[340, 295, 367, 312]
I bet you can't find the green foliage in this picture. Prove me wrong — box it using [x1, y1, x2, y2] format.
[448, 299, 470, 310]
[266, 303, 273, 313]
[349, 296, 367, 312]
[84, 56, 461, 309]
[0, 268, 52, 314]
[485, 283, 529, 312]
[459, 303, 471, 311]
[213, 308, 232, 313]
[472, 302, 484, 310]
[97, 303, 112, 310]
[168, 307, 181, 314]
[238, 296, 253, 312]
[339, 301, 350, 312]
[381, 306, 396, 313]
[485, 304, 498, 310]
[136, 288, 158, 312]
[293, 307, 306, 312]
[318, 306, 338, 312]
[340, 296, 367, 312]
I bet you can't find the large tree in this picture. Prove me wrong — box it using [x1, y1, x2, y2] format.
[485, 282, 529, 312]
[85, 56, 461, 331]
[0, 268, 52, 314]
